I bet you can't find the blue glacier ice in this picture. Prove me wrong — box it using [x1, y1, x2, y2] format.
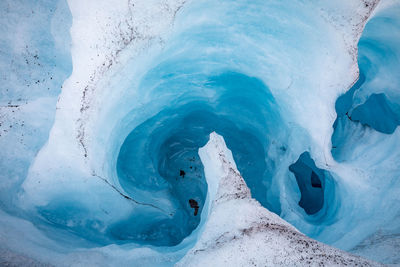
[0, 0, 400, 265]
[289, 152, 333, 215]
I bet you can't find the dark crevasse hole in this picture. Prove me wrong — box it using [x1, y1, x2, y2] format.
[311, 171, 322, 188]
[289, 152, 325, 215]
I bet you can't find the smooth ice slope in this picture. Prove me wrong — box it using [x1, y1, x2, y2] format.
[1, 0, 400, 265]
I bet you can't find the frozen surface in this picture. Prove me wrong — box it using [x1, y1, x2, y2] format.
[178, 133, 379, 266]
[0, 0, 72, 211]
[0, 0, 399, 265]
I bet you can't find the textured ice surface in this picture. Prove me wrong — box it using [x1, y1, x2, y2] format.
[0, 0, 72, 211]
[0, 0, 399, 265]
[178, 133, 380, 266]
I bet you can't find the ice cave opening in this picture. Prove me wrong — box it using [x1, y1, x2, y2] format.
[113, 71, 284, 246]
[289, 152, 326, 215]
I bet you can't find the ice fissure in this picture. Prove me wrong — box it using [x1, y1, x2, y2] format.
[1, 0, 399, 266]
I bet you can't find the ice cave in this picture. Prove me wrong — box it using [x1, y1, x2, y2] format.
[0, 0, 399, 266]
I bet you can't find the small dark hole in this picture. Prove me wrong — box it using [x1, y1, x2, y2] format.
[311, 171, 322, 188]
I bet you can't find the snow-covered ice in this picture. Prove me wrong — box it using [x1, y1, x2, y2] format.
[178, 132, 380, 266]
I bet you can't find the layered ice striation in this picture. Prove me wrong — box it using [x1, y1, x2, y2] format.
[0, 0, 400, 266]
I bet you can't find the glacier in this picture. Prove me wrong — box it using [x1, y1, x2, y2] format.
[0, 0, 400, 266]
[177, 132, 378, 266]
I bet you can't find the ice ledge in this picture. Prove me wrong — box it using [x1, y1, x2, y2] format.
[177, 132, 380, 266]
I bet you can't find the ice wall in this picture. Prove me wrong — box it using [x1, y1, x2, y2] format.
[0, 0, 399, 265]
[0, 0, 72, 211]
[332, 1, 400, 264]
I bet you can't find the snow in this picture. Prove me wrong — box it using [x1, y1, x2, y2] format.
[178, 132, 380, 266]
